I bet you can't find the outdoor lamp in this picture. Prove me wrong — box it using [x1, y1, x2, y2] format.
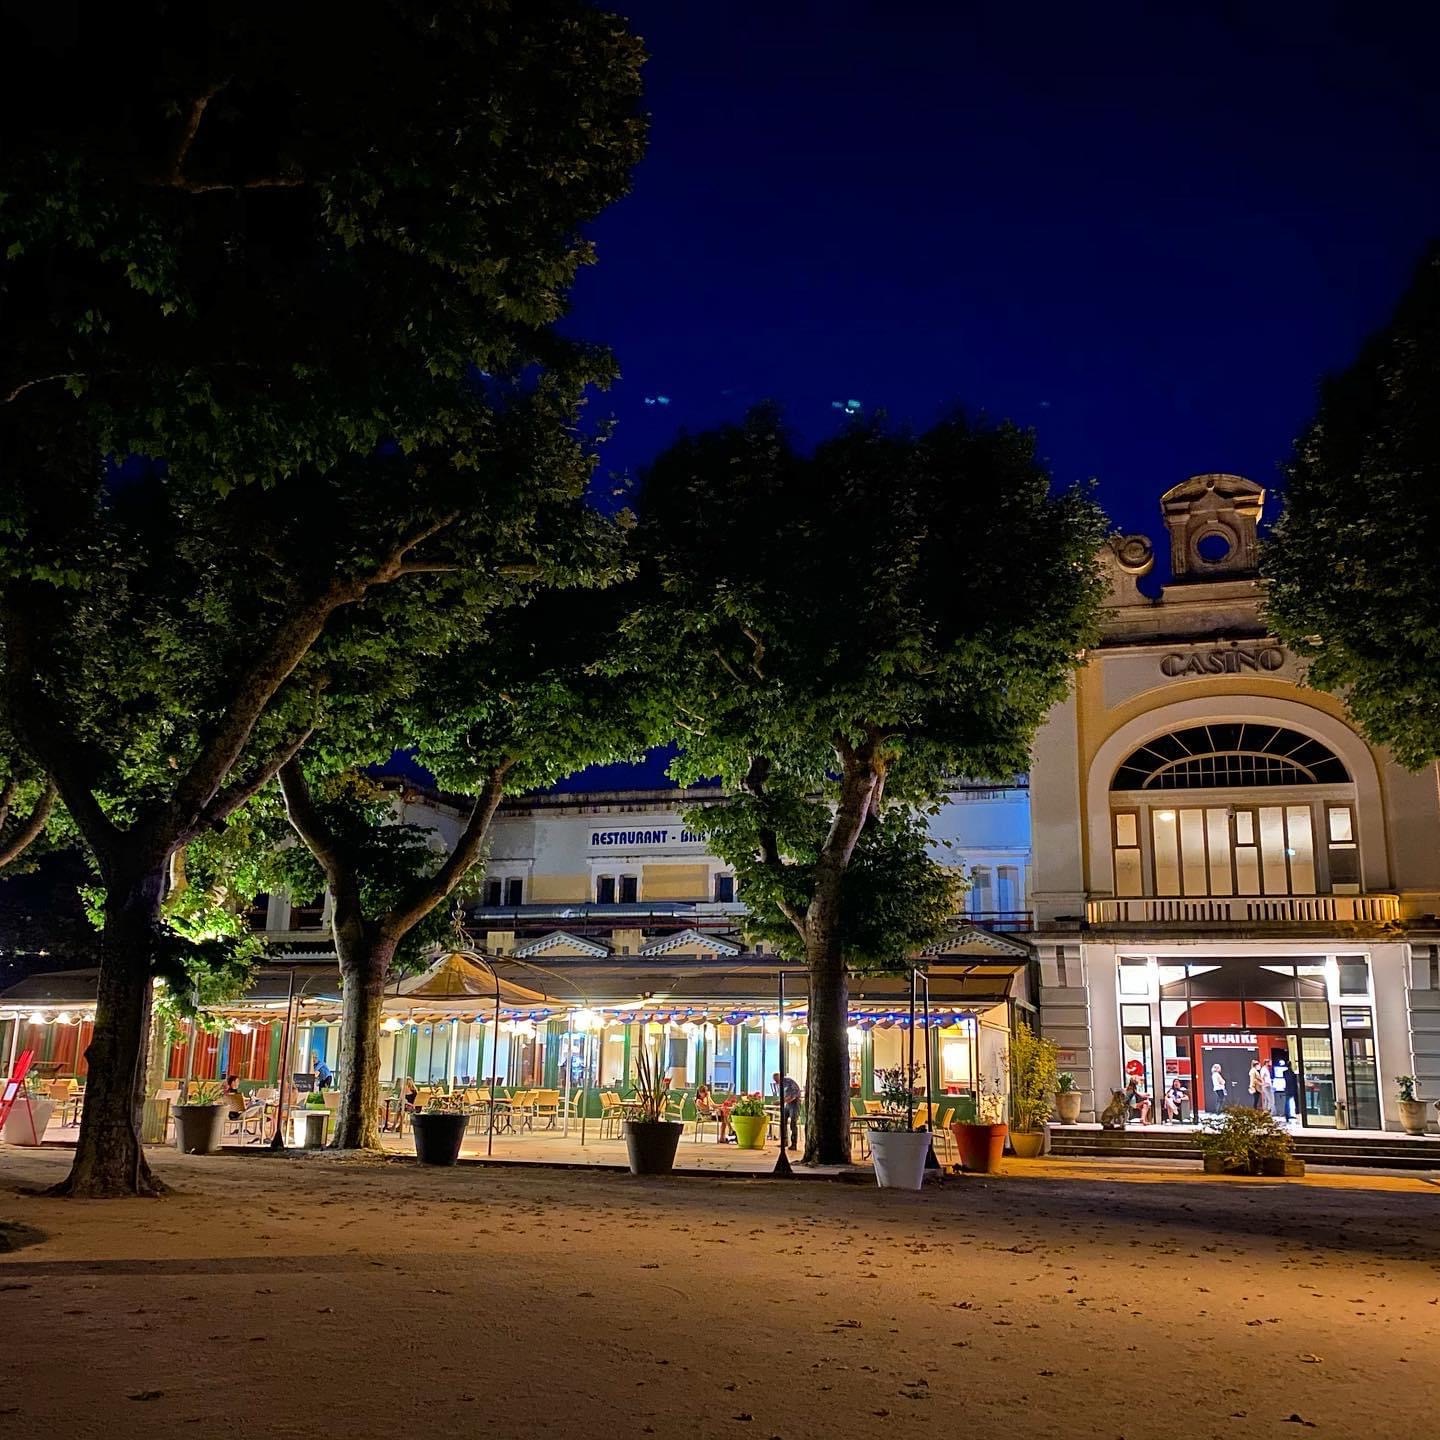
[55, 1012, 73, 1026]
[573, 1009, 596, 1031]
[764, 1017, 780, 1036]
[27, 1011, 44, 1026]
[382, 1017, 403, 1033]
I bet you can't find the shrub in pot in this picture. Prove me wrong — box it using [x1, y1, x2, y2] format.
[1009, 1025, 1058, 1158]
[730, 1095, 768, 1150]
[411, 1096, 469, 1166]
[1195, 1106, 1302, 1177]
[174, 1081, 225, 1155]
[622, 1042, 683, 1175]
[868, 1065, 930, 1191]
[952, 1080, 1008, 1173]
[1054, 1071, 1083, 1125]
[1396, 1075, 1427, 1136]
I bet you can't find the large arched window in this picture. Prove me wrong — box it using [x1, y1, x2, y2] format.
[1110, 725, 1350, 791]
[1109, 725, 1358, 899]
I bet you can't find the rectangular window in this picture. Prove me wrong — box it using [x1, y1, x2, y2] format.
[1204, 809, 1232, 896]
[483, 879, 502, 906]
[1234, 809, 1261, 894]
[1112, 811, 1142, 897]
[503, 877, 524, 906]
[714, 873, 735, 904]
[1327, 805, 1359, 892]
[618, 875, 639, 904]
[1337, 957, 1369, 997]
[1118, 958, 1150, 996]
[1258, 807, 1289, 894]
[997, 865, 1020, 912]
[289, 893, 326, 929]
[596, 876, 616, 905]
[1285, 806, 1316, 893]
[246, 893, 271, 932]
[969, 866, 993, 914]
[1179, 809, 1208, 896]
[1152, 809, 1180, 896]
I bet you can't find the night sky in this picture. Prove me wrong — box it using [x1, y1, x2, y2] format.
[566, 1, 1440, 546]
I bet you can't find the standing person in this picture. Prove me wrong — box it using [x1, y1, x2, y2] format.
[772, 1071, 801, 1149]
[1210, 1062, 1228, 1112]
[1259, 1059, 1274, 1116]
[1248, 1059, 1264, 1109]
[1272, 1055, 1296, 1120]
[312, 1049, 333, 1091]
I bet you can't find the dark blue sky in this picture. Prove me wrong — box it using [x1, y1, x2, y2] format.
[566, 0, 1440, 545]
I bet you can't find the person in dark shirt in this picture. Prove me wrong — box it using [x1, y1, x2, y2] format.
[772, 1072, 801, 1149]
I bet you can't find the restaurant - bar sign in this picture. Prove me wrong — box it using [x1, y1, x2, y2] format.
[1159, 645, 1284, 677]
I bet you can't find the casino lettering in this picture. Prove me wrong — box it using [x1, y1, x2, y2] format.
[1159, 645, 1284, 677]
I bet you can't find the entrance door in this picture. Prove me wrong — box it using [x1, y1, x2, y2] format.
[1340, 1008, 1380, 1130]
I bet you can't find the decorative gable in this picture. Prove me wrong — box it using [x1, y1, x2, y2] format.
[512, 930, 611, 960]
[638, 928, 743, 958]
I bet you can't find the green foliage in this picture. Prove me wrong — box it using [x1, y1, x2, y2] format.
[874, 1063, 923, 1131]
[1195, 1106, 1294, 1170]
[1264, 244, 1440, 767]
[636, 405, 1106, 965]
[1009, 1024, 1060, 1132]
[697, 798, 963, 970]
[179, 1081, 222, 1108]
[1056, 1071, 1077, 1093]
[1396, 1074, 1419, 1102]
[730, 1095, 767, 1118]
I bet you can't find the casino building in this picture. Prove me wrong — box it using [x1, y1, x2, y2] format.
[1029, 474, 1440, 1129]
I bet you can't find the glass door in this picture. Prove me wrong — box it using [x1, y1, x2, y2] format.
[1341, 1008, 1380, 1130]
[1298, 1036, 1336, 1127]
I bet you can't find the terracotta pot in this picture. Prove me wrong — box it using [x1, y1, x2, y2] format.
[411, 1111, 469, 1165]
[869, 1129, 931, 1190]
[623, 1119, 684, 1175]
[1398, 1098, 1428, 1136]
[952, 1121, 1008, 1173]
[1054, 1090, 1083, 1125]
[730, 1113, 767, 1150]
[1009, 1129, 1045, 1158]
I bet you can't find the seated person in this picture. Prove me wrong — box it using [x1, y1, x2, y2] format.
[1163, 1079, 1188, 1122]
[693, 1083, 735, 1142]
[402, 1075, 419, 1110]
[1124, 1077, 1152, 1125]
[221, 1075, 245, 1121]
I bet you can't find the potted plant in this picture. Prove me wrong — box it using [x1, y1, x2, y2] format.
[1009, 1025, 1059, 1158]
[622, 1042, 683, 1176]
[951, 1070, 1009, 1174]
[2, 1073, 56, 1147]
[411, 1095, 469, 1166]
[1195, 1106, 1303, 1176]
[173, 1080, 226, 1155]
[1054, 1071, 1083, 1125]
[730, 1095, 768, 1151]
[868, 1065, 931, 1191]
[1396, 1075, 1427, 1135]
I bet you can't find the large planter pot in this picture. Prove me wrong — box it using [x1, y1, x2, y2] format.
[623, 1119, 684, 1176]
[869, 1129, 931, 1191]
[1202, 1153, 1252, 1176]
[2, 1096, 55, 1147]
[173, 1103, 225, 1155]
[411, 1111, 469, 1166]
[1010, 1129, 1046, 1159]
[1260, 1155, 1306, 1177]
[1054, 1090, 1083, 1125]
[952, 1121, 1008, 1174]
[730, 1113, 767, 1150]
[1398, 1098, 1428, 1136]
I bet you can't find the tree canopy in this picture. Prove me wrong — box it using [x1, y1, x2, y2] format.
[1264, 243, 1440, 768]
[632, 406, 1107, 1160]
[0, 0, 646, 1194]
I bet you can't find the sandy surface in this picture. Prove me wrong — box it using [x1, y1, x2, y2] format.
[2, 1148, 1439, 1439]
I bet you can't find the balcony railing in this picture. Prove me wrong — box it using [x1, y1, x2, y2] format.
[1086, 894, 1401, 925]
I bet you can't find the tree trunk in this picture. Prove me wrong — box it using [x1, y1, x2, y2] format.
[329, 936, 394, 1151]
[803, 925, 851, 1165]
[51, 865, 168, 1197]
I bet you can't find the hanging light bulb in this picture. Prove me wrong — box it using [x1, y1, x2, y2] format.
[764, 1017, 780, 1036]
[27, 1011, 44, 1026]
[237, 1023, 254, 1036]
[573, 1009, 596, 1031]
[382, 1017, 403, 1033]
[55, 1011, 73, 1026]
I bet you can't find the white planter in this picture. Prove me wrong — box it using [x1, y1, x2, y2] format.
[870, 1128, 931, 1191]
[3, 1097, 55, 1147]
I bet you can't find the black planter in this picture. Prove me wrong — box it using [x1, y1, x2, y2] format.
[411, 1111, 470, 1166]
[173, 1103, 225, 1155]
[623, 1119, 684, 1175]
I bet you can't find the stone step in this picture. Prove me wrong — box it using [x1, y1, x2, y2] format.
[1048, 1128, 1440, 1170]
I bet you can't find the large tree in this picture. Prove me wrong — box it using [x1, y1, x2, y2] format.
[276, 579, 659, 1151]
[1264, 243, 1440, 768]
[634, 409, 1107, 1163]
[0, 3, 644, 1195]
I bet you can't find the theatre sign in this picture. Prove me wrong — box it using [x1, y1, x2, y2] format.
[1159, 644, 1285, 678]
